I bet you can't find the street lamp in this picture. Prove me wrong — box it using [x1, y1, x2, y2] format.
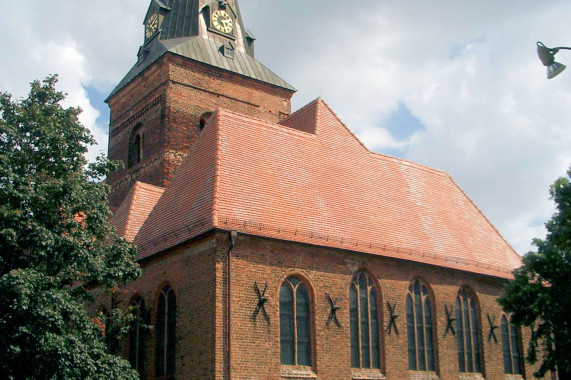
[537, 41, 571, 79]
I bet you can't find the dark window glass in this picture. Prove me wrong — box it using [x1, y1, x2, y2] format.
[296, 285, 311, 366]
[280, 277, 311, 366]
[470, 298, 480, 372]
[510, 316, 521, 375]
[424, 296, 435, 371]
[100, 308, 112, 352]
[463, 293, 473, 372]
[359, 274, 370, 368]
[406, 294, 416, 370]
[370, 288, 380, 369]
[501, 315, 512, 374]
[129, 297, 146, 378]
[167, 289, 176, 375]
[456, 288, 482, 373]
[501, 315, 523, 375]
[350, 286, 360, 368]
[349, 272, 381, 369]
[128, 126, 143, 168]
[406, 279, 435, 371]
[456, 297, 465, 372]
[156, 287, 176, 378]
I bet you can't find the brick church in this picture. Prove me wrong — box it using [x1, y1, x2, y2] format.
[103, 0, 544, 379]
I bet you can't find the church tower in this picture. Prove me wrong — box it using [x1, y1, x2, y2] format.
[106, 0, 295, 211]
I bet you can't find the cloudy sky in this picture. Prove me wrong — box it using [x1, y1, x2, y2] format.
[2, 0, 571, 255]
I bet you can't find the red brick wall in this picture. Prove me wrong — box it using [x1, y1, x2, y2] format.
[98, 231, 548, 379]
[218, 232, 545, 380]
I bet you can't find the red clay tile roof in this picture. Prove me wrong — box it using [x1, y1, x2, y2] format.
[111, 181, 165, 242]
[132, 98, 522, 279]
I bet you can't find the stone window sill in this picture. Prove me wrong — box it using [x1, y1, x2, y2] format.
[459, 373, 485, 380]
[504, 375, 523, 380]
[280, 366, 317, 379]
[351, 368, 386, 380]
[409, 370, 439, 380]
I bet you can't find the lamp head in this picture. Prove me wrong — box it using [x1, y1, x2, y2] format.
[537, 41, 566, 79]
[547, 62, 566, 79]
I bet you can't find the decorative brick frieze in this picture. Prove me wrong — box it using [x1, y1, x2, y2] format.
[110, 95, 163, 138]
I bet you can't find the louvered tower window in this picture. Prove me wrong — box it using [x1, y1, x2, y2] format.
[406, 279, 435, 371]
[280, 277, 312, 366]
[501, 314, 522, 375]
[156, 286, 177, 378]
[350, 272, 381, 369]
[129, 297, 146, 378]
[456, 288, 482, 373]
[128, 125, 143, 168]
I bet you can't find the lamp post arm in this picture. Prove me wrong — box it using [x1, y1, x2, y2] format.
[537, 42, 571, 66]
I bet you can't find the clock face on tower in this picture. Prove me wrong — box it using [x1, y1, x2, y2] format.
[211, 10, 233, 34]
[146, 13, 159, 39]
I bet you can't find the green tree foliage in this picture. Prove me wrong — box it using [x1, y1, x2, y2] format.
[499, 168, 571, 378]
[0, 76, 141, 379]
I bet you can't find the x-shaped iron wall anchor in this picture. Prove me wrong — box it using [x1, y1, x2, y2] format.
[252, 282, 269, 322]
[325, 293, 341, 327]
[487, 314, 498, 343]
[444, 304, 456, 337]
[386, 302, 399, 335]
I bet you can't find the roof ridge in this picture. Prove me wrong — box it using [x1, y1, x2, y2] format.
[315, 97, 371, 153]
[314, 97, 449, 178]
[279, 98, 320, 125]
[217, 108, 318, 138]
[372, 154, 449, 177]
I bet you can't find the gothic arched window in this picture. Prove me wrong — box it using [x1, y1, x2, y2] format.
[280, 277, 312, 366]
[128, 125, 143, 168]
[456, 288, 483, 373]
[406, 279, 435, 371]
[350, 272, 381, 369]
[156, 286, 177, 378]
[501, 314, 522, 375]
[129, 297, 146, 378]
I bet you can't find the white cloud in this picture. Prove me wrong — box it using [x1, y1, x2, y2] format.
[0, 0, 145, 162]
